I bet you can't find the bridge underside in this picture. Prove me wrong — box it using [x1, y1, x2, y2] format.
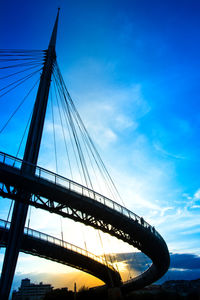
[0, 155, 170, 293]
[0, 226, 121, 287]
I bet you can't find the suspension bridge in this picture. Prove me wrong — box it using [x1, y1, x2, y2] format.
[0, 10, 170, 299]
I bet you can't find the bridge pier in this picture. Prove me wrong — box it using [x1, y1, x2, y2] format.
[108, 287, 124, 300]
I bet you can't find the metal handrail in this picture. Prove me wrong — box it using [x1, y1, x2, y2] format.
[0, 151, 162, 240]
[0, 218, 116, 271]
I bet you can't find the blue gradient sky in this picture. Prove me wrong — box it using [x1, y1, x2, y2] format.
[1, 0, 200, 289]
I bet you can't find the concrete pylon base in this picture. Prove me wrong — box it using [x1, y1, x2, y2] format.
[108, 287, 124, 300]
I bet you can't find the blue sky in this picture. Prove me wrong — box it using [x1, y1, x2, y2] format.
[1, 0, 200, 290]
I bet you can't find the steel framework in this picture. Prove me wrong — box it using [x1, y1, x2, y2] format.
[0, 151, 170, 293]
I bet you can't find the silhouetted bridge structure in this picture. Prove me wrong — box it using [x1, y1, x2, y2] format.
[0, 151, 170, 293]
[0, 10, 170, 298]
[0, 219, 121, 287]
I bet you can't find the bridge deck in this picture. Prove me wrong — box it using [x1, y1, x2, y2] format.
[0, 219, 121, 287]
[0, 151, 170, 293]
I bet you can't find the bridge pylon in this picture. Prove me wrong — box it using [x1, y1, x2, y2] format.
[0, 10, 60, 300]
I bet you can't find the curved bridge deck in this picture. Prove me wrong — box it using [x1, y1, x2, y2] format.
[0, 219, 121, 287]
[0, 151, 170, 293]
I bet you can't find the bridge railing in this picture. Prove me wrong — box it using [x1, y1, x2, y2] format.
[0, 218, 116, 271]
[0, 151, 162, 241]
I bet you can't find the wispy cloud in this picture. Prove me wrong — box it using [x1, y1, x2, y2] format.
[153, 142, 186, 160]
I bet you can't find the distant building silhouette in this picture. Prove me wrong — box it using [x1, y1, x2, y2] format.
[12, 278, 53, 300]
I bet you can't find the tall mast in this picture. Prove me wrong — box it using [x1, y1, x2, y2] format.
[0, 9, 60, 299]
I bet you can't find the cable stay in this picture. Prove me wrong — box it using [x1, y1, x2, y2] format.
[0, 78, 40, 134]
[47, 61, 142, 277]
[0, 64, 43, 80]
[0, 49, 45, 53]
[0, 73, 38, 250]
[52, 62, 126, 206]
[53, 80, 73, 179]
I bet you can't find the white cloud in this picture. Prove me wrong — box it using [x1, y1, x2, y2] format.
[103, 128, 117, 143]
[180, 227, 200, 235]
[194, 189, 200, 200]
[153, 142, 186, 160]
[77, 84, 146, 148]
[191, 205, 200, 209]
[160, 207, 174, 217]
[62, 59, 150, 149]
